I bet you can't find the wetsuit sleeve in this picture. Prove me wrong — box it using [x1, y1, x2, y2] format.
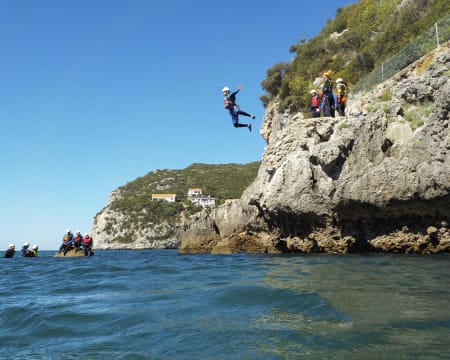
[230, 89, 240, 97]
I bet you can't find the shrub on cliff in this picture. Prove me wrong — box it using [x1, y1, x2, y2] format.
[261, 0, 450, 114]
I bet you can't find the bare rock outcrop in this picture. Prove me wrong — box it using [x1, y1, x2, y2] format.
[179, 42, 450, 254]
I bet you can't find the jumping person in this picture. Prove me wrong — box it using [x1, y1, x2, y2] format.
[222, 85, 255, 132]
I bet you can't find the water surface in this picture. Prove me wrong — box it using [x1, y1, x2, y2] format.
[1, 250, 449, 359]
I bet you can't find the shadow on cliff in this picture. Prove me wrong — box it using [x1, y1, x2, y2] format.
[262, 195, 450, 253]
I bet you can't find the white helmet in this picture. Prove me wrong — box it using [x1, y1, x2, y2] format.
[66, 228, 71, 233]
[310, 90, 317, 95]
[84, 233, 89, 237]
[222, 86, 230, 93]
[336, 78, 343, 83]
[9, 244, 15, 248]
[76, 230, 81, 234]
[32, 245, 38, 250]
[23, 242, 30, 247]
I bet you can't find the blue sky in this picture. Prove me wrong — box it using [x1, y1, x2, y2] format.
[0, 0, 356, 250]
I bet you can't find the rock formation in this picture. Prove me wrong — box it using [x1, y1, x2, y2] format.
[54, 248, 92, 257]
[178, 42, 450, 254]
[92, 200, 179, 250]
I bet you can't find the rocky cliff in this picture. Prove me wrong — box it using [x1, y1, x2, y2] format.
[92, 190, 180, 250]
[178, 42, 450, 254]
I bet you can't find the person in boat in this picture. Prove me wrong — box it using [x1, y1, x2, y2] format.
[21, 242, 31, 257]
[82, 233, 93, 256]
[74, 230, 83, 252]
[4, 244, 15, 258]
[26, 244, 39, 257]
[58, 229, 74, 256]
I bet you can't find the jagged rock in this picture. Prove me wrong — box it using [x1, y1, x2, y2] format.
[179, 42, 450, 254]
[54, 248, 92, 257]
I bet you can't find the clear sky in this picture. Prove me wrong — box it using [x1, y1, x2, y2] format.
[0, 0, 356, 250]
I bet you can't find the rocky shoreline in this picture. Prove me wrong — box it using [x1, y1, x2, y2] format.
[177, 42, 450, 254]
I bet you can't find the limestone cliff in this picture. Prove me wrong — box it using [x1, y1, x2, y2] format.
[92, 190, 179, 250]
[178, 42, 450, 254]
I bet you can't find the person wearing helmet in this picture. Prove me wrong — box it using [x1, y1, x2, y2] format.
[82, 233, 94, 256]
[58, 229, 74, 256]
[320, 71, 335, 118]
[27, 244, 39, 257]
[310, 90, 321, 118]
[222, 85, 255, 132]
[21, 242, 31, 257]
[74, 230, 83, 252]
[335, 78, 348, 116]
[4, 244, 15, 258]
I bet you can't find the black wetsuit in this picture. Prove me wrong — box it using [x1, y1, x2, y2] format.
[4, 249, 15, 258]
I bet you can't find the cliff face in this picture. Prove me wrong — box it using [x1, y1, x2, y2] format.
[92, 190, 179, 250]
[178, 42, 450, 254]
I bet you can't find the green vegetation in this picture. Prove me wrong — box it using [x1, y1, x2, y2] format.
[401, 101, 435, 129]
[261, 0, 450, 114]
[102, 162, 261, 237]
[380, 89, 392, 102]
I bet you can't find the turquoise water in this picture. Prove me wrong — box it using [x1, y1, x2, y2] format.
[1, 250, 449, 359]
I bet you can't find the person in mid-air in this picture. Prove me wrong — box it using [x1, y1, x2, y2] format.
[222, 85, 255, 132]
[4, 244, 15, 258]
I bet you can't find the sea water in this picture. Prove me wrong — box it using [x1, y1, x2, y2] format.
[0, 250, 449, 359]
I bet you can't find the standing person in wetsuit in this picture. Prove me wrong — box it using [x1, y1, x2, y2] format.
[320, 71, 335, 118]
[310, 90, 321, 118]
[335, 78, 348, 116]
[222, 85, 255, 132]
[4, 244, 15, 258]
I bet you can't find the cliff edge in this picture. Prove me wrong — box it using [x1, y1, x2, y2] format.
[178, 42, 450, 254]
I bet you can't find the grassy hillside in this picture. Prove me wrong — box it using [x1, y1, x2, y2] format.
[105, 162, 261, 227]
[261, 0, 450, 113]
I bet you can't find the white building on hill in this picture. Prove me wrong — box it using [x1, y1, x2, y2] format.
[188, 188, 216, 208]
[151, 193, 176, 202]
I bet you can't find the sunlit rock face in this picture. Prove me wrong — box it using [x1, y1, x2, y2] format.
[179, 43, 450, 254]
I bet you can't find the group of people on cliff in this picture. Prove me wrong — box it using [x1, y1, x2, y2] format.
[3, 242, 39, 258]
[221, 71, 348, 132]
[3, 229, 94, 258]
[58, 229, 93, 256]
[310, 71, 348, 118]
